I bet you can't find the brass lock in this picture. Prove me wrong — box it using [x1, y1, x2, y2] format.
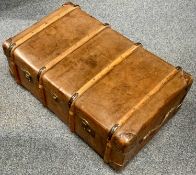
[81, 118, 95, 138]
[23, 70, 32, 82]
[52, 93, 58, 102]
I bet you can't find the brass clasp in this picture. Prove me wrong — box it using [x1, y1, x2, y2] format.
[23, 70, 32, 82]
[52, 93, 58, 102]
[81, 118, 95, 138]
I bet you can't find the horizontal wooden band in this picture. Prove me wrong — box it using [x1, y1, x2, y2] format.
[117, 66, 182, 127]
[37, 24, 109, 107]
[67, 43, 142, 132]
[10, 5, 79, 58]
[76, 43, 142, 98]
[106, 67, 182, 137]
[68, 43, 142, 108]
[108, 72, 183, 140]
[5, 4, 79, 86]
[38, 24, 109, 82]
[104, 66, 183, 163]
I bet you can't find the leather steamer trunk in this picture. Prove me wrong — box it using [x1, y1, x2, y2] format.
[2, 2, 193, 170]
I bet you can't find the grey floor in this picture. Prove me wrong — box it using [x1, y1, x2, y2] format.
[0, 0, 195, 175]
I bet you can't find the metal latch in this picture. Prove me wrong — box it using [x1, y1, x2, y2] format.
[23, 70, 32, 82]
[81, 118, 95, 138]
[50, 92, 58, 102]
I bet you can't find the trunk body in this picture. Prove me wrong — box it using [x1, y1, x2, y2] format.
[2, 2, 193, 170]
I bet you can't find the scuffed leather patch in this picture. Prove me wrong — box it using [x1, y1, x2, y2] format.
[113, 132, 137, 153]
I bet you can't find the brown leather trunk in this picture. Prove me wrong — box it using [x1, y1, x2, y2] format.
[2, 2, 193, 170]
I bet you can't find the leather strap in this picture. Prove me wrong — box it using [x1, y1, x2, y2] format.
[68, 43, 142, 132]
[38, 24, 109, 106]
[103, 66, 183, 163]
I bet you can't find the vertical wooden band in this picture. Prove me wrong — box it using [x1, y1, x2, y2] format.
[5, 4, 79, 84]
[103, 66, 183, 163]
[67, 43, 143, 132]
[38, 24, 109, 106]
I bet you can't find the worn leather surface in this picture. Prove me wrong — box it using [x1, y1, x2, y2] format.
[14, 7, 103, 70]
[2, 3, 193, 170]
[108, 71, 192, 169]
